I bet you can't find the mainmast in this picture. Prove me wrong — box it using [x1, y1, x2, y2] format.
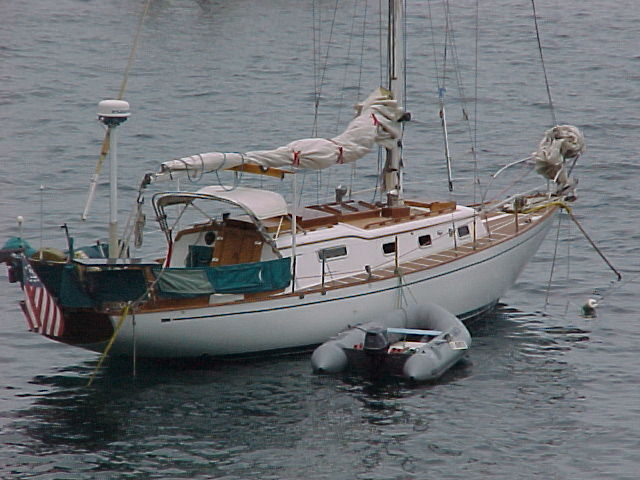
[382, 0, 405, 205]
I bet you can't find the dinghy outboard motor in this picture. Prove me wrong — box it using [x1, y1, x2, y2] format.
[363, 325, 390, 355]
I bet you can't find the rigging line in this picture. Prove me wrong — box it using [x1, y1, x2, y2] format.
[356, 0, 369, 100]
[563, 214, 573, 316]
[473, 0, 480, 204]
[312, 0, 343, 203]
[443, 1, 461, 96]
[118, 0, 152, 100]
[524, 201, 622, 282]
[322, 162, 335, 203]
[372, 148, 383, 203]
[87, 303, 131, 387]
[441, 0, 450, 89]
[312, 0, 318, 119]
[347, 0, 370, 201]
[437, 0, 461, 194]
[442, 1, 476, 162]
[169, 202, 192, 232]
[544, 212, 563, 309]
[591, 270, 640, 306]
[311, 1, 322, 203]
[118, 182, 145, 257]
[379, 0, 385, 86]
[562, 207, 622, 281]
[39, 185, 44, 253]
[530, 0, 557, 126]
[295, 170, 307, 210]
[426, 0, 442, 90]
[335, 0, 362, 135]
[397, 273, 406, 308]
[312, 0, 340, 137]
[402, 0, 408, 111]
[349, 163, 357, 200]
[427, 0, 444, 91]
[483, 165, 536, 205]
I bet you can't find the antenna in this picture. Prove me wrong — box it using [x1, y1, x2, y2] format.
[16, 216, 24, 248]
[97, 99, 130, 259]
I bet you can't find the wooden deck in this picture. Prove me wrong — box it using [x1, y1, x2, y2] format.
[134, 201, 557, 313]
[262, 198, 457, 233]
[296, 205, 556, 294]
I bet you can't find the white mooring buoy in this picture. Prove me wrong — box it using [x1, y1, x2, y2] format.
[581, 298, 598, 317]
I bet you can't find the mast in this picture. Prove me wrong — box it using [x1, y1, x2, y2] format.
[382, 0, 405, 205]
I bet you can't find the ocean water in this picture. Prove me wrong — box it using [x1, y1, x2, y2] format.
[1, 0, 639, 478]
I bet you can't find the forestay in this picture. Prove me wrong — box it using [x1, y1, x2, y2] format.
[155, 88, 405, 178]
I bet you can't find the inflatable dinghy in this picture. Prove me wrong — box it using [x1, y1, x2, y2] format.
[311, 304, 471, 382]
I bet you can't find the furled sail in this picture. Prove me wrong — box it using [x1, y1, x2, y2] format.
[533, 125, 585, 185]
[155, 88, 405, 179]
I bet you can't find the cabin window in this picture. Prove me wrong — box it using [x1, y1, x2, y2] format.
[382, 241, 396, 255]
[317, 245, 348, 262]
[457, 225, 470, 237]
[418, 234, 432, 247]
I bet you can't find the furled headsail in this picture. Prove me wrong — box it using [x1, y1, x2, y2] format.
[533, 124, 585, 185]
[154, 88, 405, 180]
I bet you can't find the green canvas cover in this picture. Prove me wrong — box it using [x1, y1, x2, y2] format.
[29, 260, 150, 307]
[152, 257, 291, 298]
[31, 262, 65, 297]
[59, 265, 95, 308]
[206, 258, 291, 294]
[153, 268, 214, 298]
[84, 268, 149, 303]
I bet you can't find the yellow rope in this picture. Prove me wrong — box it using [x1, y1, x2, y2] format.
[86, 303, 131, 387]
[521, 199, 571, 215]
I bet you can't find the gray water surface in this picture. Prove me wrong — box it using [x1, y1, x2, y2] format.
[1, 1, 639, 478]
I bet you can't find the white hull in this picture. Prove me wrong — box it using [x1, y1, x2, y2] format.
[103, 210, 555, 358]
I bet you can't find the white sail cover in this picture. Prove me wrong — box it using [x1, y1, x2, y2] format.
[156, 88, 404, 178]
[533, 125, 585, 184]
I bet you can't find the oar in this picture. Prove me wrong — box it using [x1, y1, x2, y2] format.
[81, 0, 152, 221]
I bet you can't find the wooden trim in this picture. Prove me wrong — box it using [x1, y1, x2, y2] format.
[228, 163, 289, 179]
[174, 222, 218, 242]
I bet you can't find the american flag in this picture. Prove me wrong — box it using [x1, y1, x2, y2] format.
[19, 257, 65, 337]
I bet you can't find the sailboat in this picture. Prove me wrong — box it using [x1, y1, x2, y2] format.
[1, 1, 586, 359]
